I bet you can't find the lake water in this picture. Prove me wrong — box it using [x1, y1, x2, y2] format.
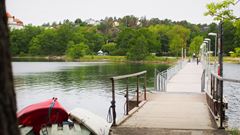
[224, 63, 240, 128]
[13, 62, 240, 128]
[13, 62, 169, 121]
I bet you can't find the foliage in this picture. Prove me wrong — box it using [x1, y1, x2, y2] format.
[101, 43, 116, 55]
[204, 0, 237, 21]
[189, 36, 204, 55]
[231, 47, 240, 57]
[127, 35, 149, 60]
[205, 0, 240, 55]
[9, 15, 240, 59]
[66, 42, 90, 59]
[10, 25, 43, 55]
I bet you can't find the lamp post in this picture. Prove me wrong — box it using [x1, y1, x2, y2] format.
[208, 33, 218, 73]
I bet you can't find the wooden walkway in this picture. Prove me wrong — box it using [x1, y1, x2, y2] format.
[111, 62, 227, 135]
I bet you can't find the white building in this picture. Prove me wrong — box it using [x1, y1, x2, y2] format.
[85, 18, 100, 26]
[7, 12, 24, 30]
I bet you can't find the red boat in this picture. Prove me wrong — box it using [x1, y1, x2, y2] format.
[17, 97, 68, 135]
[18, 98, 111, 135]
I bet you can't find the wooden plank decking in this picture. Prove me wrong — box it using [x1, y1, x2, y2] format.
[111, 62, 227, 135]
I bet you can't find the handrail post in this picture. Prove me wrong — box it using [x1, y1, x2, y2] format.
[136, 76, 139, 107]
[111, 78, 116, 126]
[144, 73, 147, 100]
[126, 78, 129, 115]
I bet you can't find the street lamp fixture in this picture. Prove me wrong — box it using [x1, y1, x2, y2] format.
[208, 32, 218, 73]
[208, 33, 217, 36]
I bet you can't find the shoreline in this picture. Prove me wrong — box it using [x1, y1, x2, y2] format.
[12, 55, 179, 65]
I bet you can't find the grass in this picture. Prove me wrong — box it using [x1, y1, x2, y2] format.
[228, 128, 240, 135]
[81, 55, 126, 62]
[208, 56, 240, 64]
[223, 57, 240, 64]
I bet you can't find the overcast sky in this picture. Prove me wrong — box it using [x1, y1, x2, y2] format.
[6, 0, 240, 25]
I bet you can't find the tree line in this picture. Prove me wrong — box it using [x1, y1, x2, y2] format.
[10, 16, 240, 60]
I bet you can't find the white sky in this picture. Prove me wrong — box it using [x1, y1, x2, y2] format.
[6, 0, 240, 25]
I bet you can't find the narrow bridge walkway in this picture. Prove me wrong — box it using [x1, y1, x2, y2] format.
[111, 62, 226, 135]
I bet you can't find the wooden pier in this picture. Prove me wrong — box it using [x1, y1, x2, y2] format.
[110, 62, 227, 135]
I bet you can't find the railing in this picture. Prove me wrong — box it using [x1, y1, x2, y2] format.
[203, 71, 240, 128]
[155, 60, 185, 91]
[109, 71, 147, 126]
[201, 69, 205, 92]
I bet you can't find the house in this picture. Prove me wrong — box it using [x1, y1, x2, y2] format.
[7, 12, 24, 30]
[85, 18, 100, 26]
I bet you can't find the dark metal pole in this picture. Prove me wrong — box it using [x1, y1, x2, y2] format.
[144, 74, 147, 100]
[218, 21, 224, 129]
[136, 76, 139, 107]
[111, 78, 117, 126]
[126, 78, 129, 115]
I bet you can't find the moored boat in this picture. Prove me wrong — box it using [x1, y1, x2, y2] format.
[18, 98, 111, 135]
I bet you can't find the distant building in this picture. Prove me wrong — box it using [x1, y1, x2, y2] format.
[97, 50, 104, 55]
[85, 18, 100, 26]
[7, 12, 24, 30]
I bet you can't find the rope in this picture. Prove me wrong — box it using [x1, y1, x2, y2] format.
[48, 97, 57, 124]
[124, 101, 127, 115]
[107, 101, 114, 123]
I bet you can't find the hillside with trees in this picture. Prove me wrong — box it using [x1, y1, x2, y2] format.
[9, 16, 240, 60]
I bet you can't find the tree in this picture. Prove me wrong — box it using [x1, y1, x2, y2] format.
[102, 43, 116, 55]
[127, 35, 149, 60]
[204, 0, 237, 21]
[138, 28, 160, 53]
[168, 25, 190, 56]
[189, 36, 204, 55]
[0, 0, 20, 134]
[205, 0, 240, 55]
[29, 29, 59, 55]
[10, 25, 43, 55]
[66, 42, 90, 59]
[116, 28, 137, 55]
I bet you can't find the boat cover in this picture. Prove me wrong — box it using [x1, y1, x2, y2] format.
[17, 97, 68, 135]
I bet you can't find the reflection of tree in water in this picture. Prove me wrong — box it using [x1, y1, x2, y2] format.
[14, 63, 169, 94]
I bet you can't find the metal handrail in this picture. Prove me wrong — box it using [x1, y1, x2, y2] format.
[211, 72, 240, 83]
[155, 60, 185, 91]
[204, 70, 240, 128]
[110, 71, 147, 126]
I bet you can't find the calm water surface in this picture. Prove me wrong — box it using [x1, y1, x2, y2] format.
[13, 62, 168, 121]
[224, 63, 240, 128]
[13, 62, 240, 128]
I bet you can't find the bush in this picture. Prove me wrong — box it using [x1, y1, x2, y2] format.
[66, 42, 89, 59]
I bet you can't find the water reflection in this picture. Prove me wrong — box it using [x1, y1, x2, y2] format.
[13, 62, 169, 120]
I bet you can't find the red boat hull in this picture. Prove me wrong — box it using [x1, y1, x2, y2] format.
[17, 98, 68, 135]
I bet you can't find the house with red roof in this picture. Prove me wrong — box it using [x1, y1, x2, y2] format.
[7, 12, 24, 30]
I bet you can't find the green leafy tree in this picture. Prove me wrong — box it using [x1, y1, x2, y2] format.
[168, 25, 190, 56]
[204, 0, 237, 21]
[127, 35, 149, 60]
[189, 36, 204, 55]
[116, 28, 137, 55]
[29, 29, 59, 55]
[102, 43, 116, 55]
[66, 42, 90, 59]
[10, 25, 43, 55]
[138, 28, 160, 53]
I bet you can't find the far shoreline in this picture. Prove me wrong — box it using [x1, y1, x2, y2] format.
[12, 55, 179, 65]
